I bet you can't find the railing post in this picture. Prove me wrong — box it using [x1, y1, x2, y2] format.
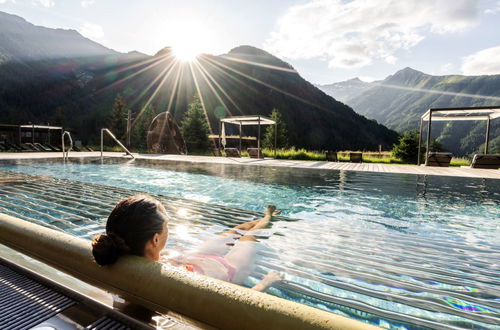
[61, 133, 65, 160]
[61, 131, 73, 161]
[101, 128, 134, 159]
[101, 128, 104, 161]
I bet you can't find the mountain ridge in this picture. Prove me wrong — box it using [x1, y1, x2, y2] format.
[0, 11, 398, 151]
[318, 68, 500, 155]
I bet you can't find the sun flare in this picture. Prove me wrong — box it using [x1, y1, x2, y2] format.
[172, 44, 200, 62]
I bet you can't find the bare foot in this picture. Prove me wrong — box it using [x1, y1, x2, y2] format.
[272, 209, 281, 216]
[265, 205, 276, 216]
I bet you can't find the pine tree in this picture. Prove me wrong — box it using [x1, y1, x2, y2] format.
[263, 108, 288, 149]
[180, 95, 210, 153]
[392, 130, 444, 164]
[109, 94, 127, 139]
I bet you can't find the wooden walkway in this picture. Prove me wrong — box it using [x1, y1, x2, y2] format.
[0, 152, 499, 179]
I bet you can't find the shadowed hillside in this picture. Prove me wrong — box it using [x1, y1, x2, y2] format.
[0, 11, 398, 151]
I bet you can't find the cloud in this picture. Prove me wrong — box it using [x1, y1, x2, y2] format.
[78, 22, 104, 41]
[0, 0, 16, 4]
[35, 0, 55, 7]
[440, 63, 454, 73]
[264, 0, 480, 69]
[461, 46, 500, 75]
[484, 1, 500, 14]
[81, 0, 95, 8]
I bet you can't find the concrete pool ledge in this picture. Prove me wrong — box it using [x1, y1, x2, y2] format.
[0, 151, 498, 179]
[0, 213, 379, 330]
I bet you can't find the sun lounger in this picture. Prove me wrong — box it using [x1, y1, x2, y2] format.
[0, 142, 8, 151]
[224, 148, 241, 157]
[34, 143, 52, 151]
[48, 144, 61, 151]
[247, 148, 263, 158]
[6, 142, 24, 151]
[349, 152, 362, 163]
[85, 146, 94, 152]
[24, 143, 41, 151]
[425, 152, 452, 167]
[325, 151, 337, 162]
[470, 154, 500, 169]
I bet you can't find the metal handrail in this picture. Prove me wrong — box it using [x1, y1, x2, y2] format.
[101, 128, 134, 160]
[61, 131, 73, 161]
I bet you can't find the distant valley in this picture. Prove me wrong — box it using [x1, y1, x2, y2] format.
[318, 68, 500, 156]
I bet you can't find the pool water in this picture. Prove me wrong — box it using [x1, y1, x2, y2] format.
[0, 158, 498, 329]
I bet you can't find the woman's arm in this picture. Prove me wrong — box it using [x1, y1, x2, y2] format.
[252, 271, 283, 292]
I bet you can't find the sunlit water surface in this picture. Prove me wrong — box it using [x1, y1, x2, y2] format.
[0, 158, 498, 329]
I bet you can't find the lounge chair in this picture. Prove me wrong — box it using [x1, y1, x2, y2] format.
[247, 148, 263, 159]
[6, 142, 24, 151]
[0, 142, 8, 151]
[349, 152, 362, 163]
[470, 154, 500, 169]
[425, 152, 452, 167]
[224, 148, 241, 157]
[24, 143, 41, 151]
[325, 151, 337, 162]
[85, 146, 94, 152]
[49, 144, 62, 152]
[34, 143, 52, 151]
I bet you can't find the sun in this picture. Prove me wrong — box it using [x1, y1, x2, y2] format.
[172, 44, 200, 62]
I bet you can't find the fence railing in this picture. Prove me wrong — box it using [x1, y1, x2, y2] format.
[100, 128, 134, 160]
[61, 131, 73, 161]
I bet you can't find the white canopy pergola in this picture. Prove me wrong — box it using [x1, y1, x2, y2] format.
[219, 115, 277, 154]
[418, 106, 500, 165]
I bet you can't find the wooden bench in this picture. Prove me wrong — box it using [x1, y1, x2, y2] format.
[425, 152, 452, 167]
[325, 151, 337, 162]
[471, 154, 500, 169]
[247, 148, 263, 158]
[224, 148, 241, 157]
[349, 152, 362, 163]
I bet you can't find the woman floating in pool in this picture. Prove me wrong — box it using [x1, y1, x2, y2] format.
[91, 194, 282, 292]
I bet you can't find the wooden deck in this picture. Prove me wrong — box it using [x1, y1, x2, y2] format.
[0, 152, 499, 179]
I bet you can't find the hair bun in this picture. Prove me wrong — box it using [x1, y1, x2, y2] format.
[91, 234, 120, 266]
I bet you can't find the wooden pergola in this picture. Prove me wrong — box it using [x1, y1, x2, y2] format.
[219, 115, 277, 154]
[418, 106, 500, 165]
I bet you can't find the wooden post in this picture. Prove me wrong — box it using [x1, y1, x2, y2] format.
[417, 117, 424, 165]
[257, 116, 261, 154]
[126, 110, 131, 148]
[485, 117, 491, 154]
[425, 111, 432, 165]
[274, 122, 277, 158]
[218, 120, 221, 150]
[239, 122, 242, 152]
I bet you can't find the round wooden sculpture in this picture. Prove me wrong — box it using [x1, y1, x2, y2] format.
[147, 112, 187, 154]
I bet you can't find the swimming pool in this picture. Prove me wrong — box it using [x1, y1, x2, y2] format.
[0, 158, 498, 329]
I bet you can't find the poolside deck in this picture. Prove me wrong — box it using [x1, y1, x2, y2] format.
[0, 151, 499, 179]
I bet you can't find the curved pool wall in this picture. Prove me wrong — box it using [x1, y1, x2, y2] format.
[0, 157, 499, 329]
[0, 213, 371, 330]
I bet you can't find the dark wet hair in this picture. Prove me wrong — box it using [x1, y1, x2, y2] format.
[91, 194, 167, 266]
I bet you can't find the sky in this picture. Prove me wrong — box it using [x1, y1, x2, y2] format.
[1, 0, 500, 84]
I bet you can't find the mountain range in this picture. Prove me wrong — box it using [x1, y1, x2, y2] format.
[318, 68, 500, 156]
[0, 11, 398, 152]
